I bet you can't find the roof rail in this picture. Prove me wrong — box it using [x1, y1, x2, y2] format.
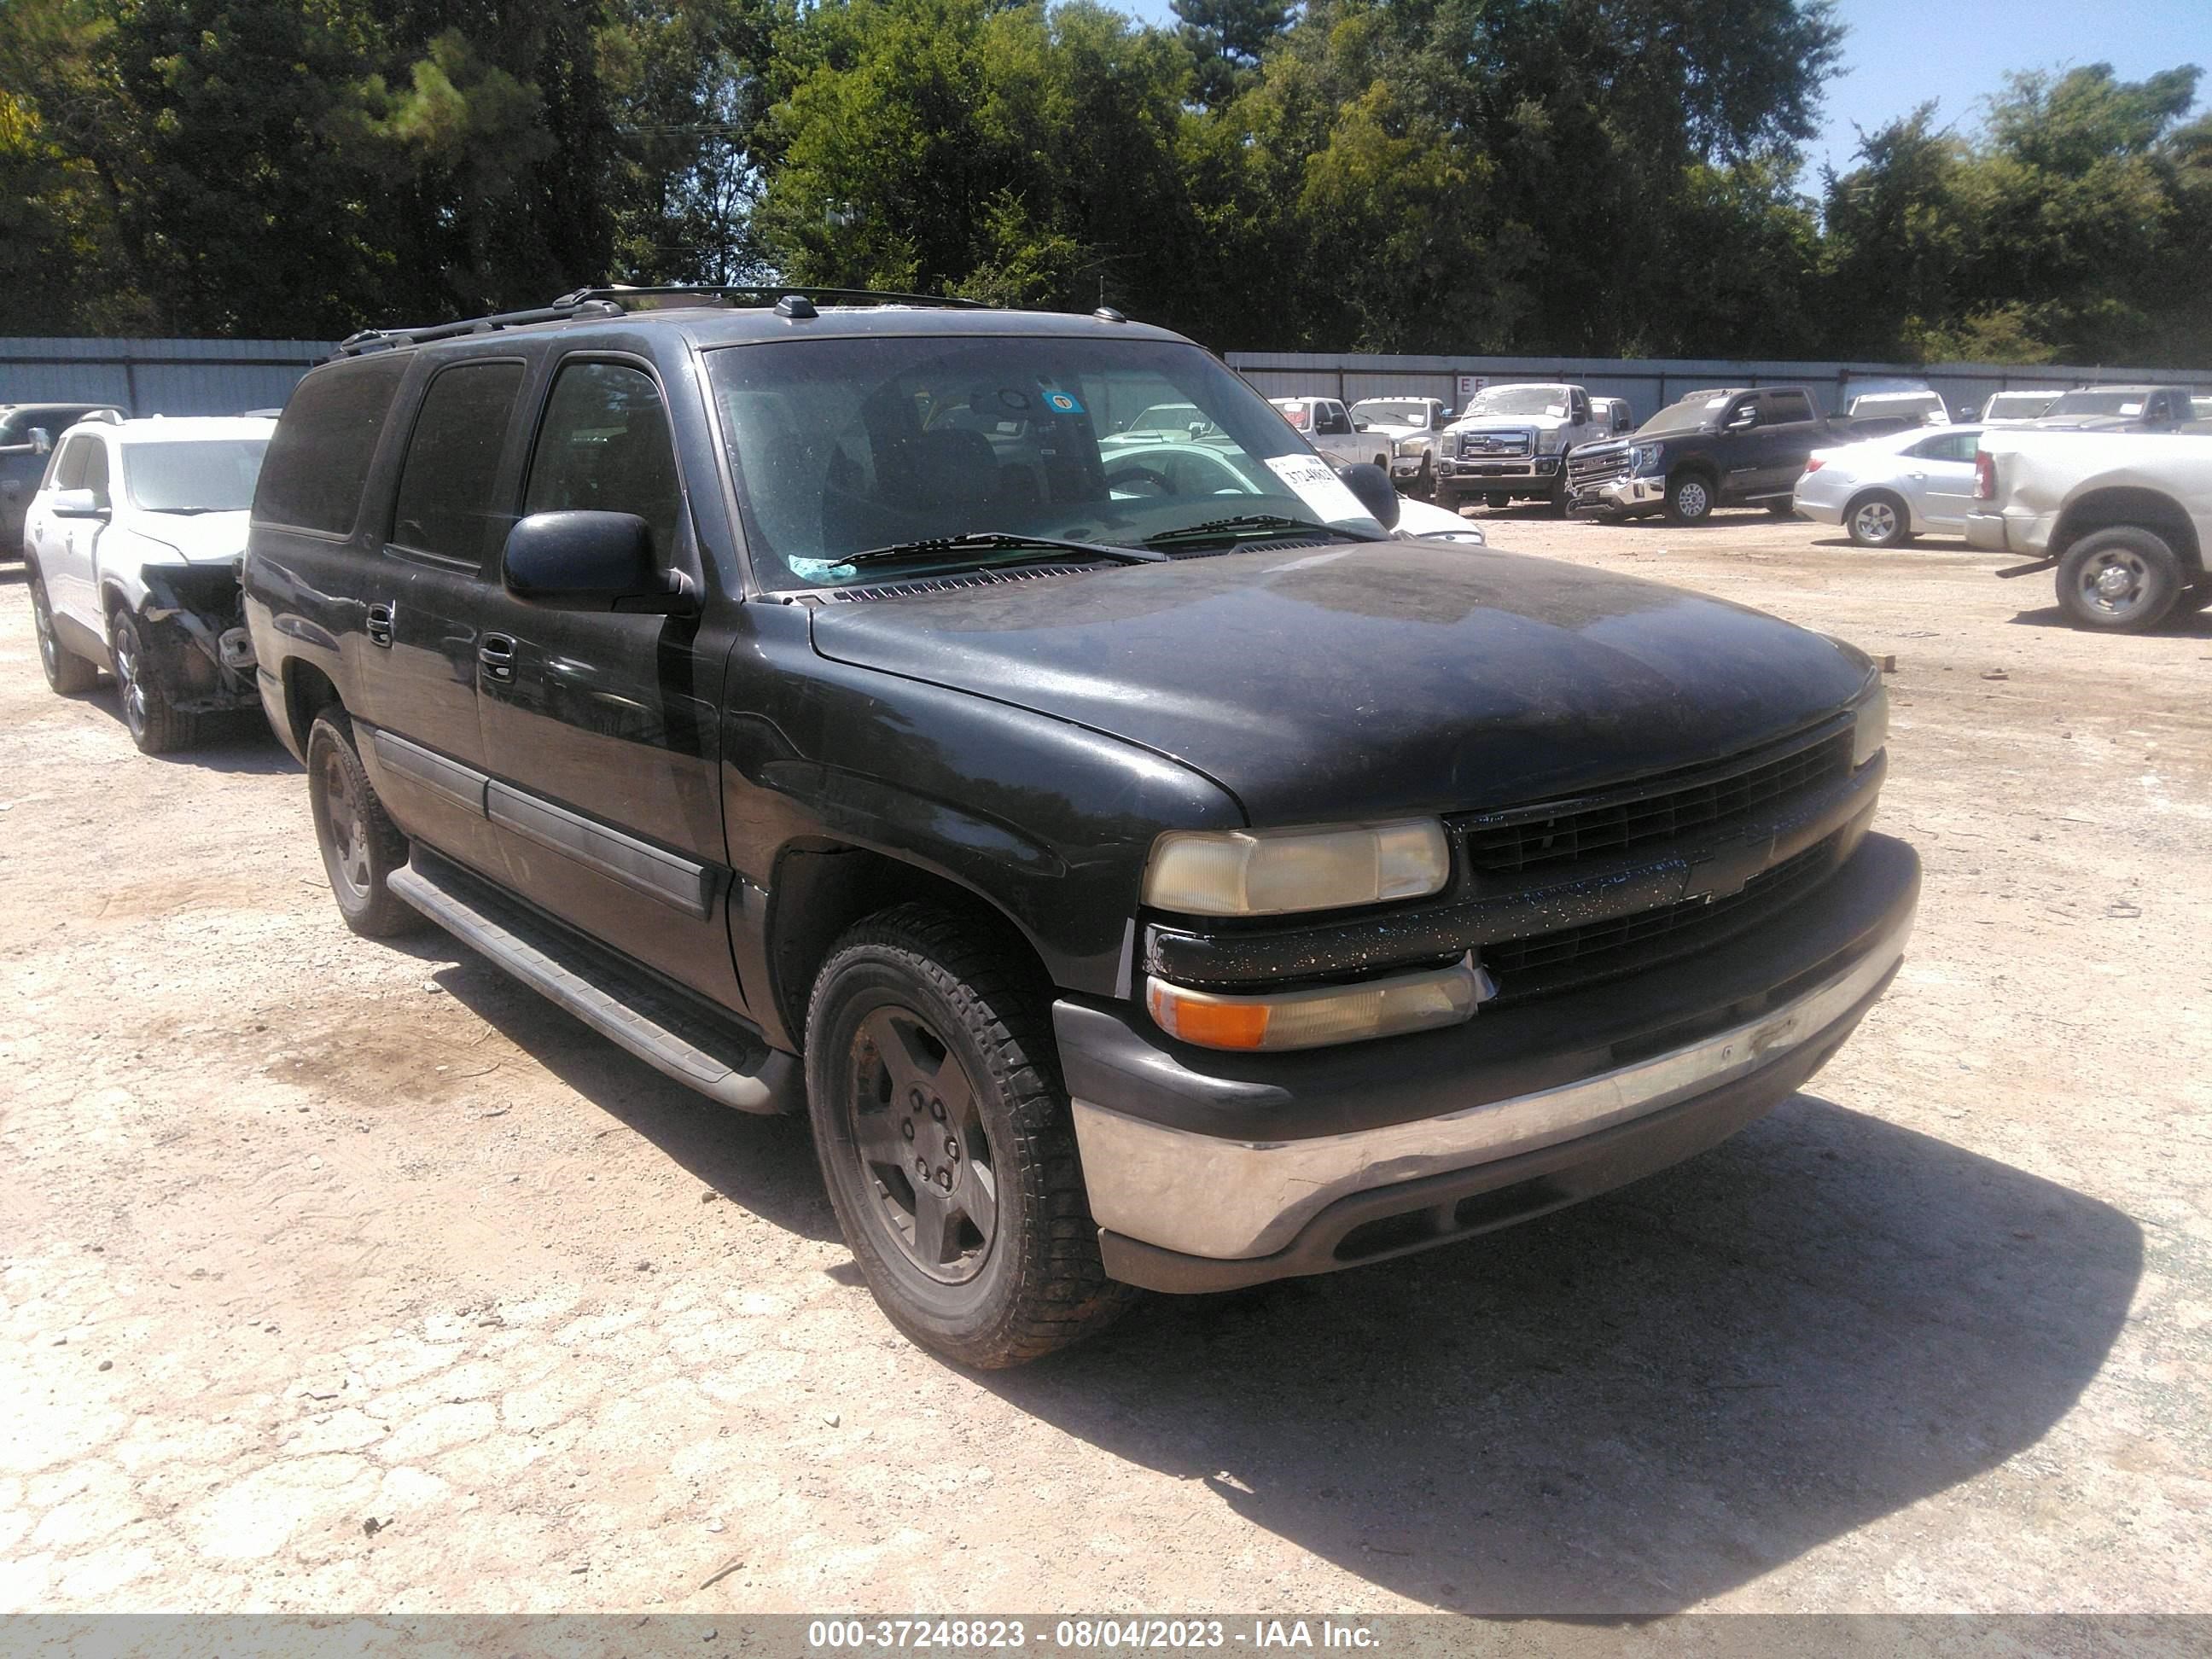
[332, 283, 991, 358]
[563, 284, 992, 312]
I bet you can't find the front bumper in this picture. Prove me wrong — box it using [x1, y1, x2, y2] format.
[1060, 833, 1918, 1292]
[1569, 473, 1665, 513]
[1436, 454, 1560, 495]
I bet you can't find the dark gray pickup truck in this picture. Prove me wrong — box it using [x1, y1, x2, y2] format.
[1566, 386, 1848, 524]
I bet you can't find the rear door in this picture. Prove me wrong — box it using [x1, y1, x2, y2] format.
[473, 352, 741, 1005]
[357, 355, 532, 879]
[1903, 428, 1980, 529]
[1754, 390, 1823, 498]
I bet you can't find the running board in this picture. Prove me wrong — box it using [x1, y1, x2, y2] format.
[389, 848, 802, 1115]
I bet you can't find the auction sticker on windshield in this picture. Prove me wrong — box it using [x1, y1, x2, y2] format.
[1265, 454, 1368, 523]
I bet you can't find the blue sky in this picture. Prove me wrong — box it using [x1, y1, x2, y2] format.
[1112, 0, 2210, 182]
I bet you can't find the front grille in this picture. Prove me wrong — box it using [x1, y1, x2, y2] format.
[1449, 429, 1534, 459]
[1568, 448, 1631, 487]
[1483, 832, 1843, 998]
[1456, 727, 1854, 879]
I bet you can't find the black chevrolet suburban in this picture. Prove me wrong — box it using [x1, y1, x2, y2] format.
[244, 290, 1918, 1367]
[1566, 386, 1842, 523]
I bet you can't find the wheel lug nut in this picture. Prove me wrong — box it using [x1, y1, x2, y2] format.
[945, 1136, 959, 1160]
[935, 1167, 953, 1190]
[929, 1100, 946, 1122]
[901, 1120, 916, 1141]
[908, 1088, 926, 1111]
[915, 1157, 928, 1178]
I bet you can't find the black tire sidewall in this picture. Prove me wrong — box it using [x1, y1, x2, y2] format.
[2057, 527, 2184, 632]
[306, 713, 409, 931]
[806, 950, 1033, 1348]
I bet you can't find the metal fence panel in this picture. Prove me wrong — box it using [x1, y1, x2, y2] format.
[0, 337, 335, 416]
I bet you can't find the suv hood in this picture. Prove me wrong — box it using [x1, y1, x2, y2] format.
[807, 542, 1870, 824]
[1450, 413, 1567, 434]
[130, 509, 250, 564]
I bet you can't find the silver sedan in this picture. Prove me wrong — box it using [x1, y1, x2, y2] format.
[1794, 425, 1984, 547]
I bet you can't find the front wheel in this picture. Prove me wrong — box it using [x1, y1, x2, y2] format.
[109, 609, 200, 754]
[1665, 472, 1715, 524]
[2055, 527, 2184, 633]
[306, 711, 420, 936]
[29, 570, 98, 695]
[806, 904, 1138, 1368]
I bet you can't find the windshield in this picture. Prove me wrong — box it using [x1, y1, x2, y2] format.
[709, 335, 1383, 588]
[1988, 393, 2054, 416]
[1109, 402, 1225, 443]
[1635, 393, 1735, 437]
[1352, 400, 1430, 426]
[1464, 387, 1568, 417]
[2046, 390, 2147, 416]
[122, 439, 268, 512]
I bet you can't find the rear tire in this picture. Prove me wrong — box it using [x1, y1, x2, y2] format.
[1845, 492, 1912, 548]
[1483, 492, 1511, 510]
[29, 569, 98, 696]
[1665, 472, 1715, 525]
[306, 711, 420, 937]
[1767, 498, 1799, 518]
[109, 608, 200, 754]
[2055, 527, 2184, 633]
[806, 903, 1138, 1369]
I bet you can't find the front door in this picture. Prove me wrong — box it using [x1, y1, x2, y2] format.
[44, 433, 112, 634]
[474, 354, 740, 1006]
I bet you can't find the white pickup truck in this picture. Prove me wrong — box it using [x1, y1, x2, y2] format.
[1967, 428, 2212, 632]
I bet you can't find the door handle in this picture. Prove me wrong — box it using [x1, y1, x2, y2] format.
[366, 602, 395, 648]
[1906, 471, 1926, 480]
[478, 633, 517, 683]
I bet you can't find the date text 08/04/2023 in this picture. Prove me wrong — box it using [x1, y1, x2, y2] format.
[804, 1620, 1382, 1650]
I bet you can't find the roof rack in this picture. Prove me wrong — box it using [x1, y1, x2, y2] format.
[335, 283, 990, 356]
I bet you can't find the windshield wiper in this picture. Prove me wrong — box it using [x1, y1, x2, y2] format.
[145, 506, 231, 515]
[837, 532, 1167, 572]
[1142, 512, 1353, 548]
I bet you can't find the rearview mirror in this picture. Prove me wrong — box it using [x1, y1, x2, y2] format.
[502, 511, 695, 614]
[49, 487, 107, 520]
[1330, 460, 1400, 530]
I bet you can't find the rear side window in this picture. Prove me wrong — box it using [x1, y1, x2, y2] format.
[524, 360, 683, 562]
[1766, 392, 1814, 423]
[254, 355, 409, 536]
[390, 361, 526, 567]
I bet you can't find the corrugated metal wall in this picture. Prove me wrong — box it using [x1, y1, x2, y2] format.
[0, 337, 335, 416]
[1227, 352, 2212, 423]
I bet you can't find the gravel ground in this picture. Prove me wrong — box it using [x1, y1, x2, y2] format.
[1, 509, 2207, 1617]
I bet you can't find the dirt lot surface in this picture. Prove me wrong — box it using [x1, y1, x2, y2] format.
[2, 509, 2209, 1619]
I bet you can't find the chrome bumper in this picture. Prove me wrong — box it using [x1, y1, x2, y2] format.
[1071, 904, 1912, 1264]
[1571, 473, 1665, 511]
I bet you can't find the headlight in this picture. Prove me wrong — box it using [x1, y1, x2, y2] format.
[1146, 958, 1491, 1051]
[1852, 682, 1889, 766]
[1144, 819, 1452, 917]
[1394, 434, 1426, 457]
[1627, 444, 1662, 475]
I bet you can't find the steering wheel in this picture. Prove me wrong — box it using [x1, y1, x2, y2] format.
[1104, 463, 1177, 497]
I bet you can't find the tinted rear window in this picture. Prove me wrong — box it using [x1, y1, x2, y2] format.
[253, 356, 409, 535]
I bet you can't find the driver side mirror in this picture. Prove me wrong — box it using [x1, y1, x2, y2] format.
[1330, 460, 1400, 530]
[1727, 405, 1758, 430]
[502, 510, 696, 615]
[49, 487, 108, 521]
[1352, 416, 1369, 431]
[29, 427, 51, 457]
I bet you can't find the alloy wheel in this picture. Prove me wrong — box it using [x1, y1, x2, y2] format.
[845, 1004, 998, 1284]
[318, 745, 373, 901]
[1854, 500, 1898, 544]
[113, 623, 148, 739]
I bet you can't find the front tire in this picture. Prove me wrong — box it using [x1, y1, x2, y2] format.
[1665, 472, 1715, 524]
[306, 711, 419, 937]
[2055, 527, 2184, 633]
[806, 904, 1137, 1368]
[1846, 492, 1912, 547]
[29, 569, 98, 695]
[109, 608, 199, 754]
